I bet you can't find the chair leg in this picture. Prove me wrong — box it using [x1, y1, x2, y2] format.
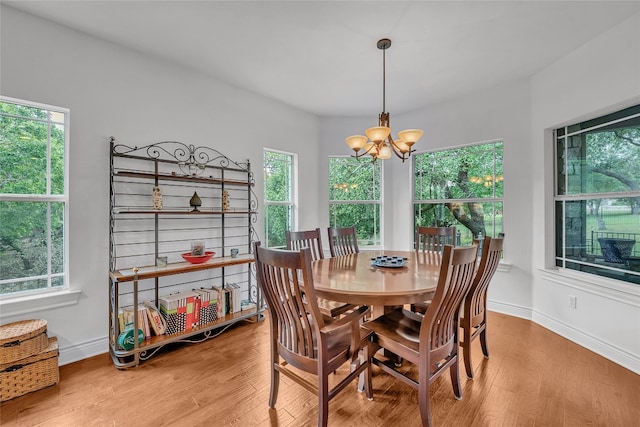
[450, 356, 462, 400]
[269, 343, 280, 408]
[318, 374, 330, 427]
[269, 363, 279, 407]
[418, 380, 433, 427]
[462, 325, 474, 379]
[480, 325, 489, 358]
[362, 346, 373, 400]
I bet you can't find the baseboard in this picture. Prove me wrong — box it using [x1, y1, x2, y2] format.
[487, 299, 532, 320]
[532, 310, 640, 375]
[58, 336, 108, 366]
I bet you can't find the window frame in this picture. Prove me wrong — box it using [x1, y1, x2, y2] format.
[328, 155, 383, 249]
[412, 139, 504, 247]
[553, 104, 640, 285]
[0, 96, 70, 299]
[263, 148, 297, 249]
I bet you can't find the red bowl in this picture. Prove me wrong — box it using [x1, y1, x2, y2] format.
[181, 251, 215, 264]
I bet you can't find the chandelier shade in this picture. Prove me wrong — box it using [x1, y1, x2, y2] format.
[345, 38, 423, 162]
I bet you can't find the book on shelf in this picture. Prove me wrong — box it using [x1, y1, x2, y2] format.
[226, 282, 242, 314]
[144, 301, 166, 335]
[138, 305, 151, 339]
[192, 288, 218, 325]
[192, 293, 201, 327]
[159, 291, 196, 334]
[211, 285, 228, 318]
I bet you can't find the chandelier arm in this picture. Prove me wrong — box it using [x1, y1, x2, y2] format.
[388, 140, 408, 161]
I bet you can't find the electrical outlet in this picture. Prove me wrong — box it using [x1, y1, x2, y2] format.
[568, 295, 577, 309]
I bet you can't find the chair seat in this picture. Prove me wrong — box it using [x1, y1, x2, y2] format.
[363, 309, 422, 358]
[317, 298, 357, 318]
[409, 290, 435, 315]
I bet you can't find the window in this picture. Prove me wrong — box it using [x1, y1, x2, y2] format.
[0, 97, 69, 297]
[263, 149, 296, 248]
[413, 141, 503, 246]
[329, 156, 382, 248]
[555, 104, 640, 285]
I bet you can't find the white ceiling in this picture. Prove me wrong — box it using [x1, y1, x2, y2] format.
[5, 1, 639, 117]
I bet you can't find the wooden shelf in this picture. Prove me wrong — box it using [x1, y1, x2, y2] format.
[116, 170, 250, 186]
[110, 254, 254, 283]
[110, 307, 262, 368]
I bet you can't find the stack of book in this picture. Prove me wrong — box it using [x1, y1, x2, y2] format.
[117, 302, 166, 344]
[159, 291, 196, 335]
[192, 288, 219, 325]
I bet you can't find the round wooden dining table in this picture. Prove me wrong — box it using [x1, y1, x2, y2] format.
[311, 250, 443, 317]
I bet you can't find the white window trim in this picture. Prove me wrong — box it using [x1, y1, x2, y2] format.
[0, 97, 77, 316]
[263, 148, 297, 242]
[411, 139, 504, 239]
[328, 155, 384, 249]
[0, 96, 71, 305]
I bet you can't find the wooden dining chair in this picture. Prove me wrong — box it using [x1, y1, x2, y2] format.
[328, 226, 360, 257]
[460, 235, 504, 379]
[362, 244, 478, 427]
[285, 228, 325, 261]
[415, 226, 456, 252]
[253, 242, 373, 427]
[286, 228, 356, 318]
[410, 226, 457, 314]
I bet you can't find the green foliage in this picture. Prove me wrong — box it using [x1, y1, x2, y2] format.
[329, 157, 381, 245]
[263, 151, 293, 247]
[414, 141, 503, 237]
[0, 100, 66, 292]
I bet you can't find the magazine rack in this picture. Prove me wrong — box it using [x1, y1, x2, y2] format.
[108, 138, 260, 368]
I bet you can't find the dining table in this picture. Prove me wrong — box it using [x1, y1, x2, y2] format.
[312, 250, 443, 319]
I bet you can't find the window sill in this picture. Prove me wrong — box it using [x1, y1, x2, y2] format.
[0, 289, 81, 318]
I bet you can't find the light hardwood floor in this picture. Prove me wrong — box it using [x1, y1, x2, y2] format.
[1, 312, 638, 426]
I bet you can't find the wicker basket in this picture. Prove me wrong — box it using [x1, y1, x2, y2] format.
[0, 319, 48, 364]
[1, 336, 59, 402]
[0, 337, 60, 402]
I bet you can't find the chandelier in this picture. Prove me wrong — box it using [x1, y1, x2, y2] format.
[345, 38, 423, 162]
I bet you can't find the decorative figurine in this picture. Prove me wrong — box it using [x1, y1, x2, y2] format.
[222, 190, 230, 212]
[152, 185, 163, 210]
[189, 191, 202, 212]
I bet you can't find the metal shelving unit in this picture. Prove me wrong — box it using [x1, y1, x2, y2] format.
[108, 137, 260, 368]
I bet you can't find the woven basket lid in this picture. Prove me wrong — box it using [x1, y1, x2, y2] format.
[0, 319, 47, 345]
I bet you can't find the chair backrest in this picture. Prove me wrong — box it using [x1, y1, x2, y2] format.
[416, 226, 456, 252]
[286, 228, 325, 261]
[328, 226, 360, 257]
[419, 244, 478, 360]
[254, 242, 326, 361]
[464, 235, 504, 327]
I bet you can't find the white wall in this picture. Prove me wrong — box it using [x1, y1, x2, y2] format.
[530, 12, 640, 373]
[320, 79, 534, 316]
[0, 6, 321, 364]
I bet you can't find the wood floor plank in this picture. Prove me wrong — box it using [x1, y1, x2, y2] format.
[1, 312, 638, 426]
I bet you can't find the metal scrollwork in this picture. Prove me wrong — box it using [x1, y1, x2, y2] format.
[110, 138, 251, 175]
